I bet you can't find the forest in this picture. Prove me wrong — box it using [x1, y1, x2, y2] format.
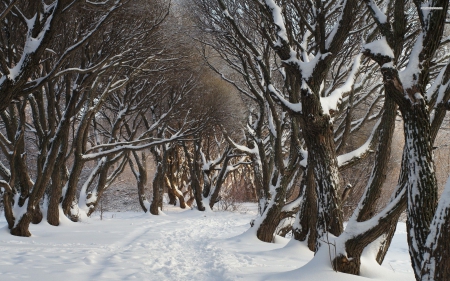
[0, 0, 449, 280]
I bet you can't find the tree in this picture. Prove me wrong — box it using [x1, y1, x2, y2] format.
[0, 0, 123, 112]
[0, 0, 203, 235]
[362, 1, 450, 279]
[191, 0, 388, 247]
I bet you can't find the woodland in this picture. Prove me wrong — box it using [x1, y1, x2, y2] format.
[0, 0, 449, 280]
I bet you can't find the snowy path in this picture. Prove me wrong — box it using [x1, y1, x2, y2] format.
[0, 205, 414, 281]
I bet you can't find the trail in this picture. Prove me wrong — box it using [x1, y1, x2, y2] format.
[0, 205, 414, 281]
[0, 207, 258, 281]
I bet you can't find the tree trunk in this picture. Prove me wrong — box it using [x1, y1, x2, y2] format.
[302, 102, 344, 245]
[332, 128, 407, 275]
[137, 175, 149, 212]
[293, 165, 317, 251]
[167, 188, 177, 205]
[31, 204, 43, 225]
[191, 172, 205, 211]
[376, 155, 409, 264]
[165, 174, 187, 209]
[402, 108, 438, 280]
[131, 152, 149, 213]
[47, 165, 65, 226]
[421, 177, 450, 281]
[3, 192, 15, 229]
[331, 66, 398, 271]
[208, 155, 232, 209]
[150, 162, 164, 215]
[62, 155, 85, 220]
[165, 149, 187, 209]
[86, 160, 112, 217]
[10, 211, 32, 237]
[255, 171, 289, 242]
[357, 96, 397, 222]
[183, 141, 205, 211]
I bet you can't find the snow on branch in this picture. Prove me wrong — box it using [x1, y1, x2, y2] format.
[25, 0, 124, 92]
[363, 37, 394, 64]
[262, 0, 288, 44]
[338, 118, 381, 168]
[428, 59, 450, 121]
[0, 179, 12, 194]
[267, 84, 302, 113]
[6, 2, 57, 82]
[398, 35, 426, 96]
[82, 134, 189, 161]
[364, 0, 388, 24]
[321, 53, 362, 115]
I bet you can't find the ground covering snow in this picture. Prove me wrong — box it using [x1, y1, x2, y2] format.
[0, 203, 414, 280]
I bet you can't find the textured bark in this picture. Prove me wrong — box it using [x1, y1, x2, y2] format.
[375, 218, 399, 264]
[137, 174, 149, 212]
[256, 203, 283, 242]
[293, 165, 317, 251]
[183, 141, 205, 211]
[165, 174, 187, 209]
[165, 149, 187, 209]
[376, 154, 410, 264]
[208, 154, 232, 209]
[62, 103, 92, 219]
[150, 162, 164, 215]
[256, 163, 301, 242]
[62, 156, 85, 220]
[10, 212, 32, 237]
[86, 162, 110, 217]
[129, 152, 149, 213]
[334, 191, 406, 274]
[403, 108, 438, 280]
[314, 92, 399, 275]
[47, 185, 62, 226]
[361, 2, 447, 274]
[2, 192, 15, 229]
[11, 102, 74, 235]
[302, 91, 344, 243]
[191, 171, 205, 211]
[47, 164, 68, 226]
[357, 96, 397, 222]
[150, 146, 169, 215]
[336, 89, 354, 154]
[0, 2, 62, 113]
[421, 190, 450, 281]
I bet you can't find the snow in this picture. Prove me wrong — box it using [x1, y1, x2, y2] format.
[321, 53, 362, 115]
[263, 0, 288, 43]
[267, 84, 302, 113]
[422, 175, 450, 278]
[0, 203, 414, 280]
[366, 0, 388, 24]
[338, 118, 380, 167]
[363, 37, 394, 59]
[399, 34, 424, 93]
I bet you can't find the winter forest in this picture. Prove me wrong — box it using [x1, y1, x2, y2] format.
[0, 0, 449, 280]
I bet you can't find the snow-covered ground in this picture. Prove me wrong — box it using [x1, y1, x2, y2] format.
[0, 203, 414, 280]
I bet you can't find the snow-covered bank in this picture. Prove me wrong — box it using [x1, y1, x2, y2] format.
[0, 204, 414, 280]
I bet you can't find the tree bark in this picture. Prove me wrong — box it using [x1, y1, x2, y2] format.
[357, 96, 397, 222]
[293, 165, 317, 251]
[302, 90, 344, 243]
[150, 161, 164, 215]
[402, 108, 438, 280]
[47, 164, 68, 226]
[421, 178, 450, 281]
